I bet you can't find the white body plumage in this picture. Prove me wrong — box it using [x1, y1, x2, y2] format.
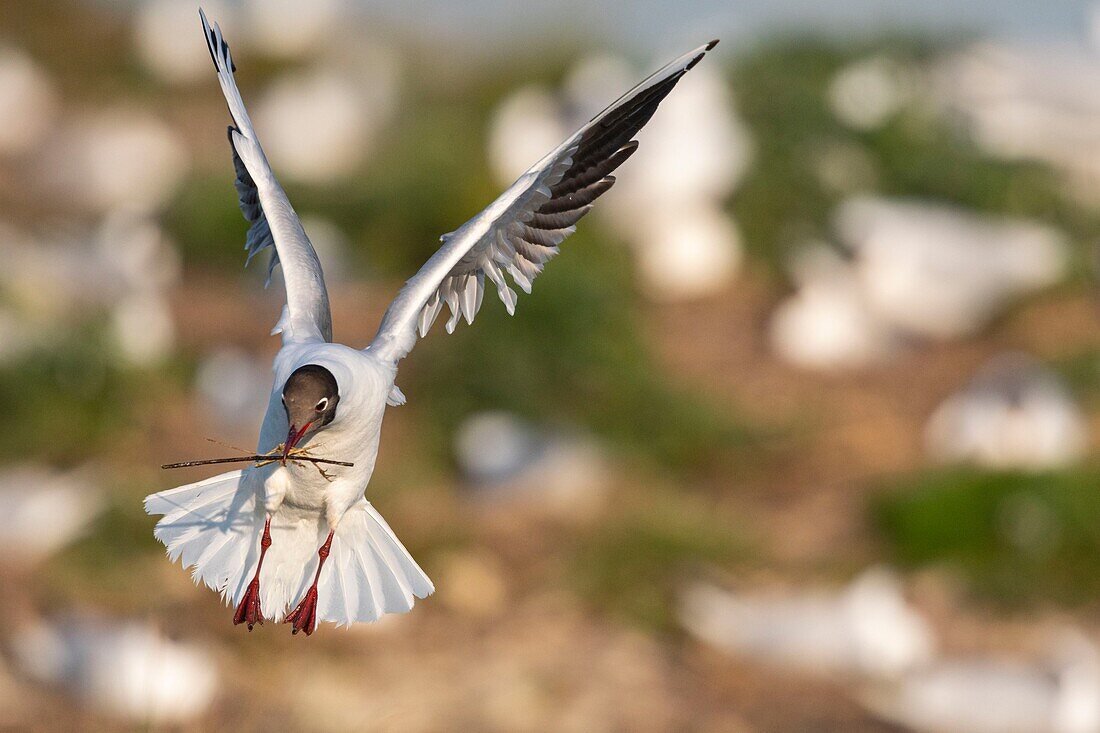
[257, 342, 390, 524]
[147, 344, 431, 627]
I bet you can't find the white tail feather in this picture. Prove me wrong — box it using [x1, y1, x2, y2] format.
[145, 471, 433, 627]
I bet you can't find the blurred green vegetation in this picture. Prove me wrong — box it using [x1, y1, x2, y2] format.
[732, 44, 857, 271]
[0, 336, 184, 465]
[570, 489, 748, 630]
[1054, 348, 1100, 407]
[873, 467, 1100, 606]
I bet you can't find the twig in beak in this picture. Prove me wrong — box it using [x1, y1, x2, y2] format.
[282, 421, 314, 465]
[161, 450, 353, 470]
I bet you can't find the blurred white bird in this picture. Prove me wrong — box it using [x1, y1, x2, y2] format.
[0, 465, 103, 566]
[863, 630, 1100, 733]
[934, 42, 1100, 196]
[0, 46, 56, 156]
[0, 213, 181, 365]
[38, 110, 189, 214]
[454, 411, 610, 518]
[770, 198, 1068, 371]
[0, 215, 178, 319]
[632, 202, 742, 302]
[836, 196, 1067, 339]
[242, 0, 346, 58]
[488, 86, 568, 187]
[769, 244, 897, 369]
[254, 63, 395, 184]
[12, 618, 219, 725]
[135, 0, 234, 84]
[110, 291, 176, 367]
[145, 10, 719, 634]
[680, 567, 934, 679]
[828, 55, 916, 131]
[194, 347, 273, 429]
[925, 353, 1087, 471]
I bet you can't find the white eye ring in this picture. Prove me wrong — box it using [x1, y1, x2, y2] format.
[315, 398, 328, 411]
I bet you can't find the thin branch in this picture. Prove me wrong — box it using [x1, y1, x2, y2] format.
[162, 453, 354, 470]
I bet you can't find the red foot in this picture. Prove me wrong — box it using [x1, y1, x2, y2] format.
[233, 577, 264, 630]
[286, 530, 334, 637]
[286, 586, 318, 635]
[232, 517, 272, 631]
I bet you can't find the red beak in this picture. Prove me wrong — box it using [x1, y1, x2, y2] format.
[282, 420, 314, 463]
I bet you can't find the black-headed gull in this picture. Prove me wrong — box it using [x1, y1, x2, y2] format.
[145, 9, 718, 635]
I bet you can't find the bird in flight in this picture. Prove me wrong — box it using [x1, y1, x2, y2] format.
[145, 8, 718, 635]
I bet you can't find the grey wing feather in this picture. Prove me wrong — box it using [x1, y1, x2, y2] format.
[229, 128, 280, 285]
[200, 9, 332, 344]
[366, 40, 718, 365]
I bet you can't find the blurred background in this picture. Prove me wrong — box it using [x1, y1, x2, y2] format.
[3, 0, 1100, 730]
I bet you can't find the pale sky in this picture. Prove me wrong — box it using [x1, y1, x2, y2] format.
[362, 0, 1099, 57]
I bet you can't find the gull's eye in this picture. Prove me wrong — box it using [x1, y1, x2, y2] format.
[315, 398, 328, 412]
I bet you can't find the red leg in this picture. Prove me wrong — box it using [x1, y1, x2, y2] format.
[233, 517, 272, 631]
[286, 530, 334, 636]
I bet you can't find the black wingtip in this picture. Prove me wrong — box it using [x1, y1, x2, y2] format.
[686, 39, 719, 72]
[199, 9, 219, 71]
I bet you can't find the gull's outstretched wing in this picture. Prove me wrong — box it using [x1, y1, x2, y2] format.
[366, 40, 718, 366]
[200, 9, 332, 344]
